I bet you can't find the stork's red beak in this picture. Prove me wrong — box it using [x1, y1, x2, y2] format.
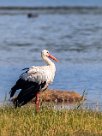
[48, 53, 59, 62]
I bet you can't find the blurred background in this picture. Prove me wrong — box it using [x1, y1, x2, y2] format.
[0, 0, 102, 109]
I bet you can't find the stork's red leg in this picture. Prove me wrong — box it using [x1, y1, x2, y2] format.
[35, 93, 40, 112]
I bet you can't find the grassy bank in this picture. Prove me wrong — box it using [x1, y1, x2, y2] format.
[0, 105, 102, 136]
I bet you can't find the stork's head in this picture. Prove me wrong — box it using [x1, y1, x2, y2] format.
[41, 49, 59, 62]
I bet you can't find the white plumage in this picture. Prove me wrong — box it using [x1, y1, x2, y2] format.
[10, 49, 58, 110]
[21, 65, 56, 84]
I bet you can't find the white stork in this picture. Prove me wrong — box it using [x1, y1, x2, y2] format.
[9, 49, 58, 111]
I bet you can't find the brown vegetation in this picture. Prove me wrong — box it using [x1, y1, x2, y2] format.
[11, 89, 83, 105]
[32, 89, 82, 103]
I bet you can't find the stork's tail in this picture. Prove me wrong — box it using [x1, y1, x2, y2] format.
[9, 86, 17, 98]
[9, 78, 23, 98]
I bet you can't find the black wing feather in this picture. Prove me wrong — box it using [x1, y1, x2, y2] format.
[10, 78, 46, 107]
[22, 68, 29, 71]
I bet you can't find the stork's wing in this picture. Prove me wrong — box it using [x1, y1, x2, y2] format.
[20, 66, 49, 84]
[10, 66, 49, 98]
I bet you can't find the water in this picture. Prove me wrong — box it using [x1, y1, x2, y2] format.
[0, 0, 102, 7]
[0, 5, 102, 109]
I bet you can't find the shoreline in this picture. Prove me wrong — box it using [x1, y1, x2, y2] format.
[0, 6, 102, 15]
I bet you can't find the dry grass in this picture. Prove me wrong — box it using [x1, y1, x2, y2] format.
[32, 89, 82, 103]
[0, 105, 102, 136]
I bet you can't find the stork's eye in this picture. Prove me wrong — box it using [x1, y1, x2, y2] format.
[47, 51, 49, 53]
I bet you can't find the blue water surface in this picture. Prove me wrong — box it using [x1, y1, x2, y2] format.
[0, 7, 102, 109]
[0, 0, 102, 7]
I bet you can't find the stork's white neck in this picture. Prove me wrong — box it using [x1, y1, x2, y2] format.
[42, 56, 55, 66]
[41, 55, 56, 83]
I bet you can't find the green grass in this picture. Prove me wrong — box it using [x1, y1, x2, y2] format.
[0, 105, 102, 136]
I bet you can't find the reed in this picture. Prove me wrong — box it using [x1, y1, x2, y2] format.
[0, 105, 102, 136]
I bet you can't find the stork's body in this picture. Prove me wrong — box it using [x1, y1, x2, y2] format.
[10, 50, 58, 112]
